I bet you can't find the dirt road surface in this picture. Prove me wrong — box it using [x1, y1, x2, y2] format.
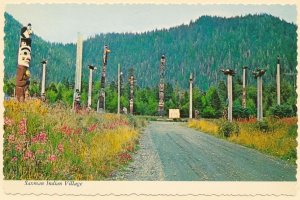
[112, 121, 296, 181]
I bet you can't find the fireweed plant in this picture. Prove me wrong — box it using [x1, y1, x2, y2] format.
[3, 99, 140, 180]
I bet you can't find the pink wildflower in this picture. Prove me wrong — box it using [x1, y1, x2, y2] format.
[57, 144, 64, 152]
[8, 135, 15, 143]
[37, 131, 47, 143]
[74, 128, 81, 135]
[11, 156, 17, 162]
[23, 150, 34, 160]
[15, 143, 22, 152]
[18, 118, 27, 135]
[87, 124, 97, 132]
[4, 117, 14, 127]
[48, 154, 57, 162]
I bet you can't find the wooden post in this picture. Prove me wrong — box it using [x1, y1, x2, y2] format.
[252, 68, 266, 121]
[117, 64, 121, 114]
[228, 74, 233, 122]
[221, 69, 235, 122]
[88, 65, 96, 109]
[73, 33, 83, 110]
[97, 45, 111, 113]
[276, 56, 280, 105]
[242, 66, 247, 108]
[189, 73, 193, 119]
[129, 68, 134, 115]
[158, 55, 166, 116]
[41, 60, 47, 98]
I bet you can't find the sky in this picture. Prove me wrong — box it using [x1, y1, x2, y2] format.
[5, 4, 297, 44]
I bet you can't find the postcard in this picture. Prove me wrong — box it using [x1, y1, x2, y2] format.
[0, 0, 299, 199]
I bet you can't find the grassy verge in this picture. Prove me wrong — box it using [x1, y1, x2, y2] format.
[3, 99, 144, 180]
[188, 117, 297, 164]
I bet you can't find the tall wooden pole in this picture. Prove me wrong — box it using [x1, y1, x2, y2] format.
[97, 45, 111, 113]
[253, 68, 266, 121]
[228, 74, 233, 122]
[189, 73, 193, 119]
[276, 56, 280, 105]
[158, 55, 166, 116]
[221, 69, 235, 122]
[257, 76, 263, 120]
[117, 64, 121, 114]
[88, 65, 96, 109]
[73, 33, 83, 110]
[41, 60, 47, 98]
[129, 68, 134, 115]
[242, 66, 247, 108]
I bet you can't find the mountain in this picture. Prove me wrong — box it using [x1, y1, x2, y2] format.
[4, 12, 297, 90]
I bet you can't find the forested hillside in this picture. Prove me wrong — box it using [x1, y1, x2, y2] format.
[4, 12, 297, 90]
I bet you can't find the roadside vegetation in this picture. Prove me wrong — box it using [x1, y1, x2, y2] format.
[3, 99, 144, 180]
[188, 117, 297, 164]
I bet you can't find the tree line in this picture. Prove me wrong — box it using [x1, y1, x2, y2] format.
[4, 75, 296, 118]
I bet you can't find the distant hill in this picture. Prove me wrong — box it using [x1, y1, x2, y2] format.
[4, 12, 297, 90]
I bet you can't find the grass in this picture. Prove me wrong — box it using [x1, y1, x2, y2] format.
[188, 117, 297, 164]
[3, 99, 142, 180]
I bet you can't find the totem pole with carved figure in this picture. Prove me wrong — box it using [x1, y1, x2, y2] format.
[129, 68, 135, 115]
[158, 55, 166, 117]
[97, 45, 111, 113]
[16, 23, 32, 102]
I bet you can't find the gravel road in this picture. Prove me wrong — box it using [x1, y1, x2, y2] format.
[111, 121, 296, 181]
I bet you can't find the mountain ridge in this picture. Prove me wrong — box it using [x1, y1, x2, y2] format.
[4, 12, 297, 90]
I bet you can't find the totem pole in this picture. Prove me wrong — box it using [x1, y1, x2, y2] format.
[221, 69, 236, 122]
[73, 33, 83, 110]
[117, 64, 122, 114]
[129, 68, 134, 115]
[242, 66, 248, 108]
[158, 55, 166, 117]
[41, 60, 47, 101]
[88, 65, 97, 109]
[97, 45, 111, 113]
[276, 56, 281, 105]
[252, 68, 267, 121]
[16, 23, 32, 102]
[189, 73, 193, 119]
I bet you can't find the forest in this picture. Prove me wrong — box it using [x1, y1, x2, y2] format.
[3, 12, 297, 118]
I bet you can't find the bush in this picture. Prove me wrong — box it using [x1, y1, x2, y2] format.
[202, 106, 216, 118]
[233, 105, 251, 119]
[218, 120, 240, 137]
[255, 119, 269, 132]
[269, 104, 294, 118]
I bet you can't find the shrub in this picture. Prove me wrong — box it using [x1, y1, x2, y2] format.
[255, 119, 269, 132]
[233, 105, 251, 119]
[202, 106, 216, 118]
[269, 104, 294, 118]
[218, 120, 240, 137]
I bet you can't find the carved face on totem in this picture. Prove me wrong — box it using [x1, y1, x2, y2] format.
[159, 83, 164, 91]
[18, 46, 31, 67]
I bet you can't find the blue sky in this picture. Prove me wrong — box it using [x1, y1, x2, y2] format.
[5, 4, 297, 44]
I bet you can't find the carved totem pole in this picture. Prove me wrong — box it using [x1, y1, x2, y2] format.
[252, 68, 267, 121]
[221, 69, 236, 122]
[88, 65, 97, 109]
[129, 68, 134, 115]
[158, 55, 166, 116]
[97, 45, 111, 113]
[16, 23, 32, 102]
